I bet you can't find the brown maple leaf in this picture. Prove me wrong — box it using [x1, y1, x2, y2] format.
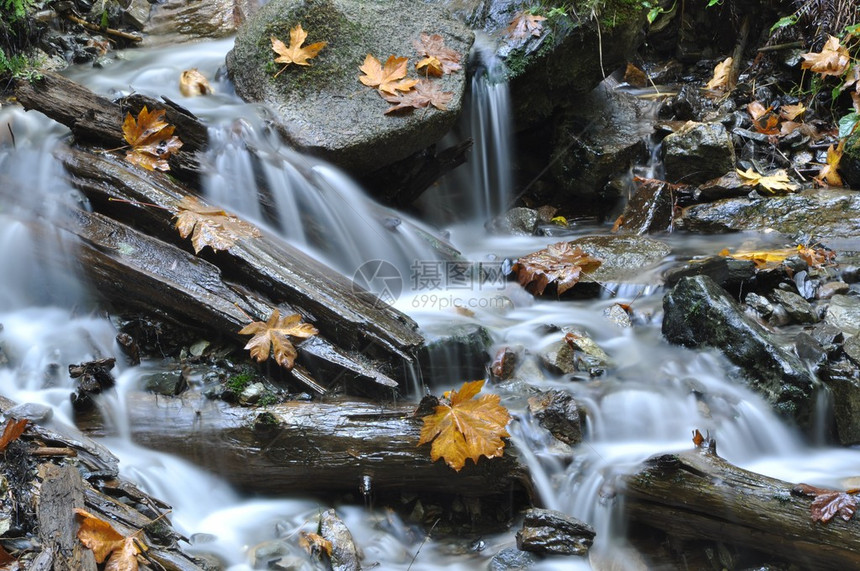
[779, 102, 806, 121]
[239, 309, 318, 370]
[747, 101, 780, 135]
[815, 141, 844, 187]
[383, 79, 453, 114]
[122, 106, 183, 172]
[75, 508, 148, 571]
[801, 35, 851, 77]
[506, 11, 546, 39]
[418, 380, 511, 471]
[793, 483, 858, 523]
[705, 56, 733, 90]
[359, 54, 418, 95]
[413, 32, 462, 76]
[512, 242, 602, 296]
[0, 417, 27, 452]
[796, 244, 836, 269]
[270, 24, 326, 77]
[174, 196, 261, 254]
[179, 68, 213, 97]
[298, 531, 333, 558]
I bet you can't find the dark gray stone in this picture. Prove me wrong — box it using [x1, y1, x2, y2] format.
[488, 546, 539, 571]
[662, 275, 818, 427]
[615, 178, 674, 234]
[488, 208, 539, 236]
[818, 281, 850, 300]
[770, 289, 818, 324]
[744, 292, 774, 319]
[516, 508, 595, 556]
[794, 332, 826, 369]
[696, 170, 752, 202]
[825, 295, 860, 336]
[663, 122, 734, 185]
[320, 509, 360, 571]
[820, 359, 860, 445]
[419, 323, 492, 385]
[528, 390, 583, 445]
[665, 256, 756, 296]
[226, 0, 473, 175]
[140, 370, 187, 396]
[845, 336, 860, 367]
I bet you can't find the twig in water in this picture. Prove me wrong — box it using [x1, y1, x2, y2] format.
[406, 517, 440, 571]
[7, 124, 15, 149]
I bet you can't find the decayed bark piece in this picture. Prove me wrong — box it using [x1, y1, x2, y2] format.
[37, 464, 98, 571]
[621, 448, 860, 570]
[55, 145, 423, 372]
[80, 391, 534, 501]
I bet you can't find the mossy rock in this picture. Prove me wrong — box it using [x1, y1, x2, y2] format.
[226, 0, 474, 175]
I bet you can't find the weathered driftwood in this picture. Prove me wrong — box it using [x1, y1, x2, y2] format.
[62, 208, 397, 394]
[621, 448, 860, 570]
[14, 72, 207, 182]
[80, 391, 534, 501]
[54, 145, 424, 374]
[0, 396, 205, 571]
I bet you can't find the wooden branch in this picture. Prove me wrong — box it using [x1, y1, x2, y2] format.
[79, 392, 534, 501]
[65, 13, 143, 43]
[621, 448, 860, 570]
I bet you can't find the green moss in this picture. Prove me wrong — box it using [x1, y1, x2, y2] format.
[226, 370, 255, 393]
[258, 392, 279, 407]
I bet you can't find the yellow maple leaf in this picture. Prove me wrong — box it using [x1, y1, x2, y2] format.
[239, 309, 318, 370]
[736, 167, 798, 195]
[719, 247, 795, 269]
[801, 35, 851, 77]
[270, 24, 326, 77]
[418, 380, 511, 471]
[706, 57, 733, 90]
[179, 68, 213, 97]
[779, 102, 806, 121]
[75, 508, 147, 571]
[815, 141, 845, 187]
[122, 106, 183, 172]
[174, 196, 261, 254]
[359, 54, 418, 96]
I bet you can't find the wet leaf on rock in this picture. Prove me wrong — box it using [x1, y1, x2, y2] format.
[512, 242, 602, 296]
[174, 196, 261, 254]
[122, 106, 183, 172]
[75, 508, 148, 571]
[418, 380, 511, 471]
[359, 54, 418, 96]
[815, 141, 844, 187]
[414, 32, 462, 76]
[506, 11, 546, 39]
[736, 167, 798, 195]
[0, 417, 28, 452]
[298, 531, 332, 557]
[383, 79, 452, 114]
[271, 24, 326, 77]
[239, 309, 318, 370]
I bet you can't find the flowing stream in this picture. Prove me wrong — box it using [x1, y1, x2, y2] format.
[3, 38, 860, 570]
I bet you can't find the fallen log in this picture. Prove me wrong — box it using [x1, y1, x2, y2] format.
[55, 145, 424, 376]
[15, 73, 207, 183]
[621, 447, 860, 570]
[62, 208, 397, 394]
[79, 391, 534, 503]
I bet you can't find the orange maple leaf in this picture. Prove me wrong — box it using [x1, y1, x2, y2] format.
[173, 196, 261, 254]
[0, 417, 28, 452]
[506, 11, 546, 39]
[270, 24, 326, 77]
[75, 508, 148, 571]
[801, 35, 851, 77]
[383, 79, 453, 114]
[122, 106, 183, 172]
[418, 380, 511, 471]
[298, 531, 333, 557]
[815, 141, 845, 187]
[512, 242, 602, 296]
[747, 101, 781, 135]
[239, 309, 318, 370]
[414, 33, 462, 76]
[359, 54, 419, 96]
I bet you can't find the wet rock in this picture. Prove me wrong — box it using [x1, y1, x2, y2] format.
[818, 281, 850, 300]
[320, 508, 361, 571]
[666, 256, 756, 298]
[540, 341, 577, 376]
[811, 322, 844, 357]
[5, 403, 53, 423]
[614, 178, 674, 234]
[845, 336, 860, 367]
[239, 382, 266, 405]
[115, 332, 140, 366]
[825, 295, 860, 336]
[419, 323, 492, 386]
[540, 330, 611, 378]
[227, 0, 472, 175]
[770, 289, 818, 324]
[662, 121, 734, 185]
[516, 508, 595, 556]
[794, 333, 826, 370]
[490, 346, 518, 380]
[140, 370, 188, 396]
[144, 0, 262, 45]
[820, 359, 860, 445]
[569, 235, 671, 294]
[744, 292, 774, 320]
[488, 546, 540, 571]
[660, 84, 703, 121]
[662, 275, 818, 427]
[528, 390, 583, 446]
[696, 170, 749, 202]
[487, 208, 539, 236]
[69, 358, 117, 411]
[121, 0, 151, 30]
[677, 189, 860, 238]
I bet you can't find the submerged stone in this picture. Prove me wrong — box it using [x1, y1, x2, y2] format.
[516, 508, 595, 556]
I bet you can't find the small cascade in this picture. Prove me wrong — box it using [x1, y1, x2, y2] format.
[203, 119, 444, 280]
[418, 33, 514, 223]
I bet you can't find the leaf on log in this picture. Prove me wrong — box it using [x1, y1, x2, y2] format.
[413, 33, 461, 76]
[173, 196, 261, 254]
[512, 242, 602, 296]
[75, 508, 147, 570]
[122, 106, 183, 172]
[239, 309, 319, 370]
[418, 380, 511, 471]
[793, 484, 859, 524]
[0, 417, 28, 452]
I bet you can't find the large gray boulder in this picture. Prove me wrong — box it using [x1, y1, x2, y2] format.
[663, 275, 819, 428]
[226, 0, 473, 175]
